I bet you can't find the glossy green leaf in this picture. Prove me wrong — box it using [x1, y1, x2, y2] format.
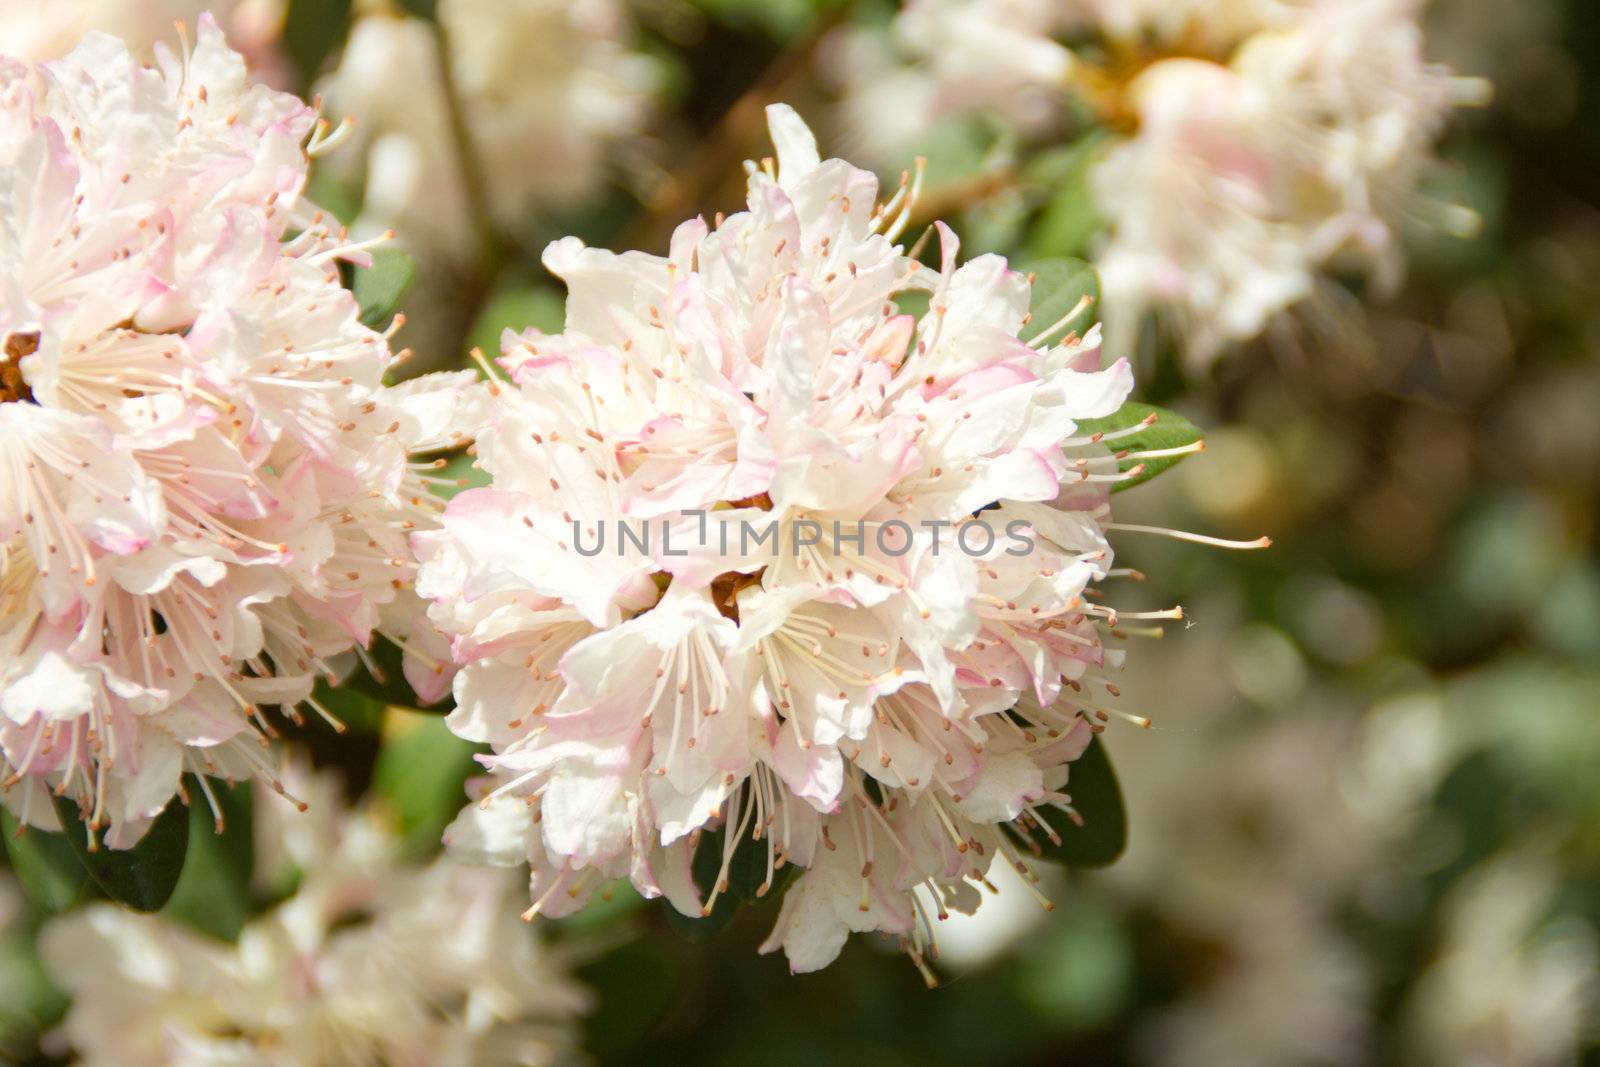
[372, 711, 479, 854]
[575, 939, 681, 1059]
[1024, 135, 1108, 261]
[0, 810, 93, 914]
[353, 249, 418, 330]
[338, 635, 452, 713]
[303, 167, 363, 226]
[309, 674, 389, 734]
[429, 450, 490, 503]
[1026, 736, 1127, 868]
[49, 793, 190, 912]
[551, 883, 647, 936]
[1072, 401, 1204, 492]
[892, 289, 931, 322]
[663, 825, 795, 941]
[161, 783, 254, 942]
[1020, 257, 1099, 344]
[465, 285, 566, 360]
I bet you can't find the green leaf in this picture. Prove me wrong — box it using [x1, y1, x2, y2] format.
[550, 882, 646, 936]
[0, 923, 69, 1050]
[1012, 899, 1133, 1027]
[0, 810, 93, 913]
[353, 249, 418, 330]
[1026, 736, 1126, 868]
[48, 793, 190, 912]
[161, 783, 254, 942]
[1072, 401, 1204, 492]
[685, 0, 842, 40]
[892, 288, 931, 322]
[1024, 134, 1107, 260]
[1019, 257, 1099, 344]
[372, 710, 479, 854]
[397, 0, 438, 18]
[465, 285, 566, 362]
[906, 116, 995, 190]
[338, 635, 452, 713]
[282, 0, 353, 87]
[574, 939, 681, 1059]
[303, 167, 363, 226]
[310, 676, 389, 734]
[663, 825, 795, 941]
[429, 450, 490, 503]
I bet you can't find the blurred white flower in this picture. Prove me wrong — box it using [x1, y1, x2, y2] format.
[834, 0, 1071, 155]
[1092, 57, 1318, 363]
[0, 0, 290, 84]
[318, 0, 659, 262]
[0, 20, 483, 847]
[1403, 849, 1598, 1067]
[1143, 898, 1371, 1067]
[1095, 591, 1595, 1067]
[1340, 691, 1451, 824]
[831, 0, 1488, 366]
[40, 766, 589, 1067]
[827, 0, 1291, 164]
[419, 104, 1222, 977]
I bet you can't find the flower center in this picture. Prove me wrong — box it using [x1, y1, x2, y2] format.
[710, 568, 764, 622]
[725, 492, 773, 511]
[0, 332, 38, 404]
[707, 493, 775, 620]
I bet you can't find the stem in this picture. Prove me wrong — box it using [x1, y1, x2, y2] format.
[428, 15, 500, 270]
[903, 167, 1018, 234]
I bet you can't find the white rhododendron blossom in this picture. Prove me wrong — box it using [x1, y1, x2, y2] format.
[0, 21, 480, 847]
[41, 766, 589, 1067]
[419, 105, 1220, 976]
[832, 0, 1488, 364]
[831, 0, 1073, 154]
[829, 0, 1292, 163]
[318, 0, 658, 262]
[1095, 2, 1489, 363]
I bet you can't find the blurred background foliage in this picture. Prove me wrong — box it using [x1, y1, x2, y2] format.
[3, 0, 1599, 1064]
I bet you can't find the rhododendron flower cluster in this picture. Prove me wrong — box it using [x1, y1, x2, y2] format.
[832, 0, 1489, 364]
[1092, 0, 1490, 363]
[419, 105, 1204, 974]
[0, 20, 479, 847]
[41, 765, 588, 1067]
[828, 0, 1073, 152]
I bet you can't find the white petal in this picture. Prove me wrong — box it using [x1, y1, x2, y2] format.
[765, 103, 821, 182]
[443, 792, 535, 868]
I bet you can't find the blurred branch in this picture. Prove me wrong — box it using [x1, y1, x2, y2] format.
[428, 16, 500, 272]
[905, 167, 1018, 234]
[624, 8, 847, 250]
